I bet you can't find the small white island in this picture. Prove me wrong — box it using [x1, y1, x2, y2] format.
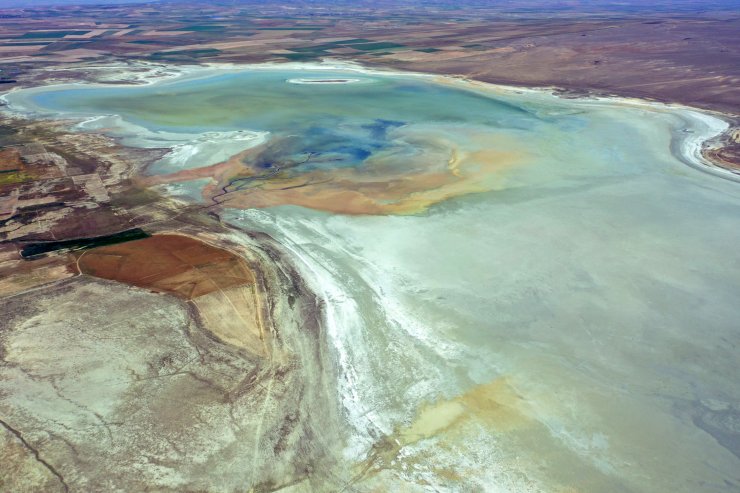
[286, 77, 364, 84]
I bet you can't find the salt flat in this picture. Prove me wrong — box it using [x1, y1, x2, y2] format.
[2, 63, 739, 491]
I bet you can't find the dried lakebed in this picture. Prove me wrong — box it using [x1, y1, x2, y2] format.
[2, 63, 740, 492]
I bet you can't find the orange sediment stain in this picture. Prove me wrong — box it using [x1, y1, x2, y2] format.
[220, 143, 525, 215]
[137, 132, 529, 215]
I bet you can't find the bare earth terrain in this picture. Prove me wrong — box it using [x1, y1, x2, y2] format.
[0, 1, 738, 115]
[0, 1, 739, 491]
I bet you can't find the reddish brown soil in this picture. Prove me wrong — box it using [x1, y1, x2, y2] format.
[77, 234, 254, 299]
[0, 148, 24, 172]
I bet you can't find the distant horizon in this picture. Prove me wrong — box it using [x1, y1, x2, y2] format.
[3, 0, 740, 11]
[1, 0, 151, 7]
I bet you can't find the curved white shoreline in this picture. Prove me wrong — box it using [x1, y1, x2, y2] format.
[77, 114, 269, 174]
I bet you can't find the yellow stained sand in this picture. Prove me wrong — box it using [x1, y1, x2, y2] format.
[398, 377, 531, 448]
[193, 284, 268, 357]
[348, 377, 534, 488]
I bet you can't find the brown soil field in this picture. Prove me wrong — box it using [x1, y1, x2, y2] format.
[0, 148, 24, 172]
[76, 233, 269, 356]
[77, 234, 254, 300]
[0, 245, 75, 298]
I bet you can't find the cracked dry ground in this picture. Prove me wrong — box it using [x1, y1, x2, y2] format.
[0, 233, 348, 492]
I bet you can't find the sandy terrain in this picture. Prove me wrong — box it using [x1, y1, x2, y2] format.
[0, 226, 350, 491]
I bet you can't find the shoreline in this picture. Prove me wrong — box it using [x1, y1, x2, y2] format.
[1, 59, 735, 184]
[3, 59, 740, 491]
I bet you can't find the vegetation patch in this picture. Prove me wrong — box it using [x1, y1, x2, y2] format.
[17, 30, 89, 39]
[149, 48, 222, 60]
[350, 42, 405, 51]
[21, 228, 150, 259]
[0, 171, 34, 185]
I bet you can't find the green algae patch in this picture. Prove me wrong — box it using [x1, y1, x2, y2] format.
[0, 170, 35, 185]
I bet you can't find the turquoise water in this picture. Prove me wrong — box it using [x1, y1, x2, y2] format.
[30, 70, 540, 176]
[32, 70, 534, 130]
[11, 66, 740, 492]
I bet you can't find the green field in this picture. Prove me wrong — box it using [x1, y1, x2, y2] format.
[18, 30, 89, 39]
